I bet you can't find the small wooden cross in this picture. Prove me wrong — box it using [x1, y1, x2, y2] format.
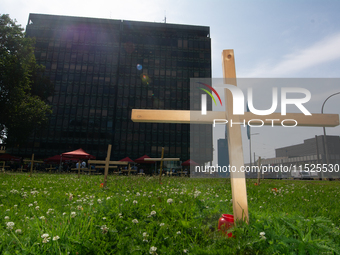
[88, 144, 128, 187]
[23, 154, 43, 177]
[131, 49, 339, 223]
[145, 147, 180, 184]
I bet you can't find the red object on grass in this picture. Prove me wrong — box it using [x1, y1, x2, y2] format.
[218, 214, 234, 238]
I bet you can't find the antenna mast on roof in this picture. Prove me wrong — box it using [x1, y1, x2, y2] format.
[163, 10, 166, 23]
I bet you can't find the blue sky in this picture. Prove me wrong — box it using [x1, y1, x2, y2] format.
[3, 0, 340, 162]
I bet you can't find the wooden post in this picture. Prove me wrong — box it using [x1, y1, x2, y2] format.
[257, 156, 262, 185]
[222, 49, 249, 223]
[103, 144, 112, 188]
[159, 148, 164, 184]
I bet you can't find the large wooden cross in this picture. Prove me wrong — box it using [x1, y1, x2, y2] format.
[145, 147, 180, 184]
[88, 145, 128, 187]
[131, 49, 339, 223]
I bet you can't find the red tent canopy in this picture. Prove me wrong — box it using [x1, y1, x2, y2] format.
[181, 159, 199, 166]
[0, 154, 21, 162]
[134, 155, 155, 164]
[61, 148, 96, 159]
[44, 155, 79, 163]
[119, 157, 134, 163]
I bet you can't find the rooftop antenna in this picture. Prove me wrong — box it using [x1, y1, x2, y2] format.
[163, 10, 166, 23]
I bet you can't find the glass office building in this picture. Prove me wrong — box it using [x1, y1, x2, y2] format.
[10, 13, 212, 162]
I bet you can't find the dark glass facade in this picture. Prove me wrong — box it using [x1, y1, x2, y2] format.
[10, 13, 212, 161]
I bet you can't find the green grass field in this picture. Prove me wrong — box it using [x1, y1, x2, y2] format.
[0, 173, 340, 254]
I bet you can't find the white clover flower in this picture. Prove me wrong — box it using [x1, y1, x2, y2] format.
[6, 209, 10, 212]
[133, 200, 138, 204]
[106, 197, 110, 200]
[160, 223, 165, 226]
[4, 216, 9, 220]
[34, 201, 38, 204]
[259, 232, 266, 239]
[39, 216, 45, 220]
[15, 229, 22, 234]
[53, 236, 60, 241]
[150, 211, 156, 216]
[71, 212, 76, 218]
[149, 246, 157, 254]
[6, 222, 15, 230]
[62, 212, 67, 216]
[102, 217, 106, 220]
[136, 192, 141, 196]
[143, 232, 148, 237]
[125, 199, 129, 202]
[167, 198, 173, 204]
[183, 249, 188, 253]
[97, 199, 102, 204]
[177, 231, 181, 235]
[41, 233, 49, 238]
[179, 201, 183, 204]
[14, 205, 18, 208]
[35, 206, 40, 210]
[151, 204, 155, 207]
[132, 219, 138, 224]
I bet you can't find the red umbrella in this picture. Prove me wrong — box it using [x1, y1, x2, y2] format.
[119, 157, 134, 163]
[44, 155, 79, 163]
[181, 159, 199, 166]
[0, 154, 21, 162]
[61, 148, 96, 159]
[134, 155, 155, 164]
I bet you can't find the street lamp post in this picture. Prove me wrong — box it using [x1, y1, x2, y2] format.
[321, 92, 340, 179]
[249, 133, 259, 169]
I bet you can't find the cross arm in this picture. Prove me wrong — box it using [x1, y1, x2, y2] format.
[88, 160, 128, 165]
[145, 158, 180, 161]
[131, 109, 339, 127]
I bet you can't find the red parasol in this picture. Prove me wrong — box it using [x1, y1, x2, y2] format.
[119, 157, 134, 163]
[0, 154, 21, 162]
[61, 148, 96, 159]
[134, 155, 155, 164]
[181, 159, 199, 166]
[44, 155, 79, 163]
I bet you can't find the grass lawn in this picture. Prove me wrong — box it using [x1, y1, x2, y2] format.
[0, 173, 340, 254]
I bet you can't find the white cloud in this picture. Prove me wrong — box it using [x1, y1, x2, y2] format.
[243, 33, 340, 77]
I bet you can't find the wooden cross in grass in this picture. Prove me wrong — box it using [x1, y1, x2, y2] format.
[131, 49, 339, 223]
[88, 145, 128, 187]
[145, 147, 180, 184]
[23, 154, 44, 177]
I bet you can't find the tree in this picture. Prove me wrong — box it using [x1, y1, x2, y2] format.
[0, 14, 53, 145]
